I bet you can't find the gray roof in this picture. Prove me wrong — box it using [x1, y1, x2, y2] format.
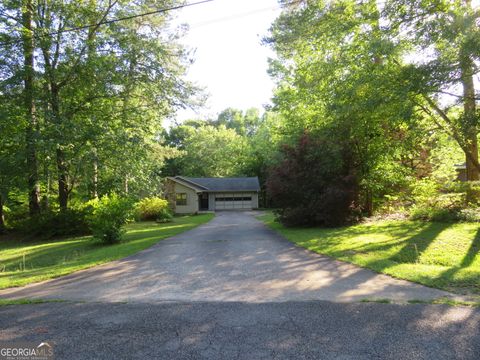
[176, 176, 260, 192]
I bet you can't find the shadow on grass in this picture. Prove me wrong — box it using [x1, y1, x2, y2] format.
[436, 227, 480, 293]
[362, 222, 452, 271]
[389, 222, 452, 264]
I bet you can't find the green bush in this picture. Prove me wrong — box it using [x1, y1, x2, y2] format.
[14, 208, 91, 239]
[87, 194, 133, 244]
[134, 197, 172, 222]
[445, 181, 480, 206]
[458, 208, 480, 222]
[410, 179, 440, 206]
[409, 206, 461, 222]
[408, 179, 470, 223]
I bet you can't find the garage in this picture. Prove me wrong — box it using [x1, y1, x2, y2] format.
[215, 193, 254, 210]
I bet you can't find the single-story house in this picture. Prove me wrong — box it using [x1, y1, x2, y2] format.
[165, 176, 260, 214]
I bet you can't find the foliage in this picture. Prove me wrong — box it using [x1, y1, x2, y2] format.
[406, 179, 480, 222]
[134, 197, 172, 222]
[260, 212, 480, 295]
[384, 0, 480, 180]
[267, 133, 361, 227]
[0, 214, 214, 289]
[87, 194, 133, 244]
[409, 206, 462, 223]
[0, 0, 196, 214]
[170, 124, 249, 177]
[266, 0, 427, 216]
[13, 209, 91, 239]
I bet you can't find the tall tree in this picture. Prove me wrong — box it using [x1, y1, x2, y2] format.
[266, 0, 421, 213]
[22, 0, 40, 215]
[176, 125, 248, 177]
[384, 0, 480, 180]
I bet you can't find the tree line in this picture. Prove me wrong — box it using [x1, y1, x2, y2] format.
[0, 0, 195, 230]
[1, 0, 479, 232]
[260, 0, 479, 225]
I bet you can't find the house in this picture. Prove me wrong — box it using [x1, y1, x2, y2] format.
[165, 176, 260, 213]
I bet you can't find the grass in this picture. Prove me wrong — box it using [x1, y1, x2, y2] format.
[406, 298, 480, 307]
[259, 212, 480, 295]
[0, 298, 67, 306]
[0, 214, 214, 289]
[360, 298, 392, 304]
[359, 298, 480, 307]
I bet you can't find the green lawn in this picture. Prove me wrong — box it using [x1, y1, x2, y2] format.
[0, 214, 214, 289]
[259, 213, 480, 295]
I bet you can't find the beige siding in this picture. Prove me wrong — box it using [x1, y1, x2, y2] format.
[208, 193, 216, 211]
[252, 193, 259, 209]
[174, 183, 198, 214]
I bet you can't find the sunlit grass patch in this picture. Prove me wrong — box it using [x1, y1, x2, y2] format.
[259, 212, 480, 295]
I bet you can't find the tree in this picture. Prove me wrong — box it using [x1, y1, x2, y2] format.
[0, 97, 24, 232]
[21, 0, 40, 215]
[266, 0, 422, 214]
[177, 125, 248, 177]
[0, 0, 197, 214]
[210, 107, 262, 136]
[267, 132, 360, 227]
[384, 1, 480, 181]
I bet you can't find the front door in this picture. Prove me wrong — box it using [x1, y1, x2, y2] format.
[199, 193, 209, 210]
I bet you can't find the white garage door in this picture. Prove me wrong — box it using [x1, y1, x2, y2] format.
[215, 193, 253, 210]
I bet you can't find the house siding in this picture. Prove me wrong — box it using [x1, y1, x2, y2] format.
[252, 193, 259, 209]
[173, 182, 199, 214]
[208, 193, 216, 211]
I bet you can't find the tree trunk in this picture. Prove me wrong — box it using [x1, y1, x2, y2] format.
[50, 84, 69, 210]
[0, 193, 5, 233]
[50, 87, 69, 211]
[364, 189, 373, 217]
[57, 147, 69, 210]
[461, 2, 479, 182]
[461, 53, 479, 181]
[92, 149, 98, 199]
[22, 0, 41, 216]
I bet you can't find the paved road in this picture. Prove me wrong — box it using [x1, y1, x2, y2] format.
[0, 211, 452, 302]
[1, 301, 479, 360]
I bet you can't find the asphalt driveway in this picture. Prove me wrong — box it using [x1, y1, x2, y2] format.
[0, 211, 452, 303]
[1, 212, 479, 359]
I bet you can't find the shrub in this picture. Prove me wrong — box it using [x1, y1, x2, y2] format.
[410, 179, 439, 205]
[409, 206, 461, 222]
[15, 208, 91, 239]
[267, 133, 361, 227]
[409, 206, 480, 223]
[134, 197, 172, 222]
[445, 181, 480, 206]
[87, 194, 133, 244]
[404, 175, 480, 223]
[458, 208, 480, 222]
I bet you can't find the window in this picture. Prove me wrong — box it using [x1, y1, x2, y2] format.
[215, 196, 252, 202]
[176, 193, 187, 206]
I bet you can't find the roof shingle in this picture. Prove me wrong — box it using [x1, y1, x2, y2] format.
[177, 177, 260, 192]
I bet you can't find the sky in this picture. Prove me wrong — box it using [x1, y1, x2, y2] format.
[172, 0, 281, 122]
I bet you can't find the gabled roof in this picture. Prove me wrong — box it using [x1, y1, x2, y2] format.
[171, 176, 260, 192]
